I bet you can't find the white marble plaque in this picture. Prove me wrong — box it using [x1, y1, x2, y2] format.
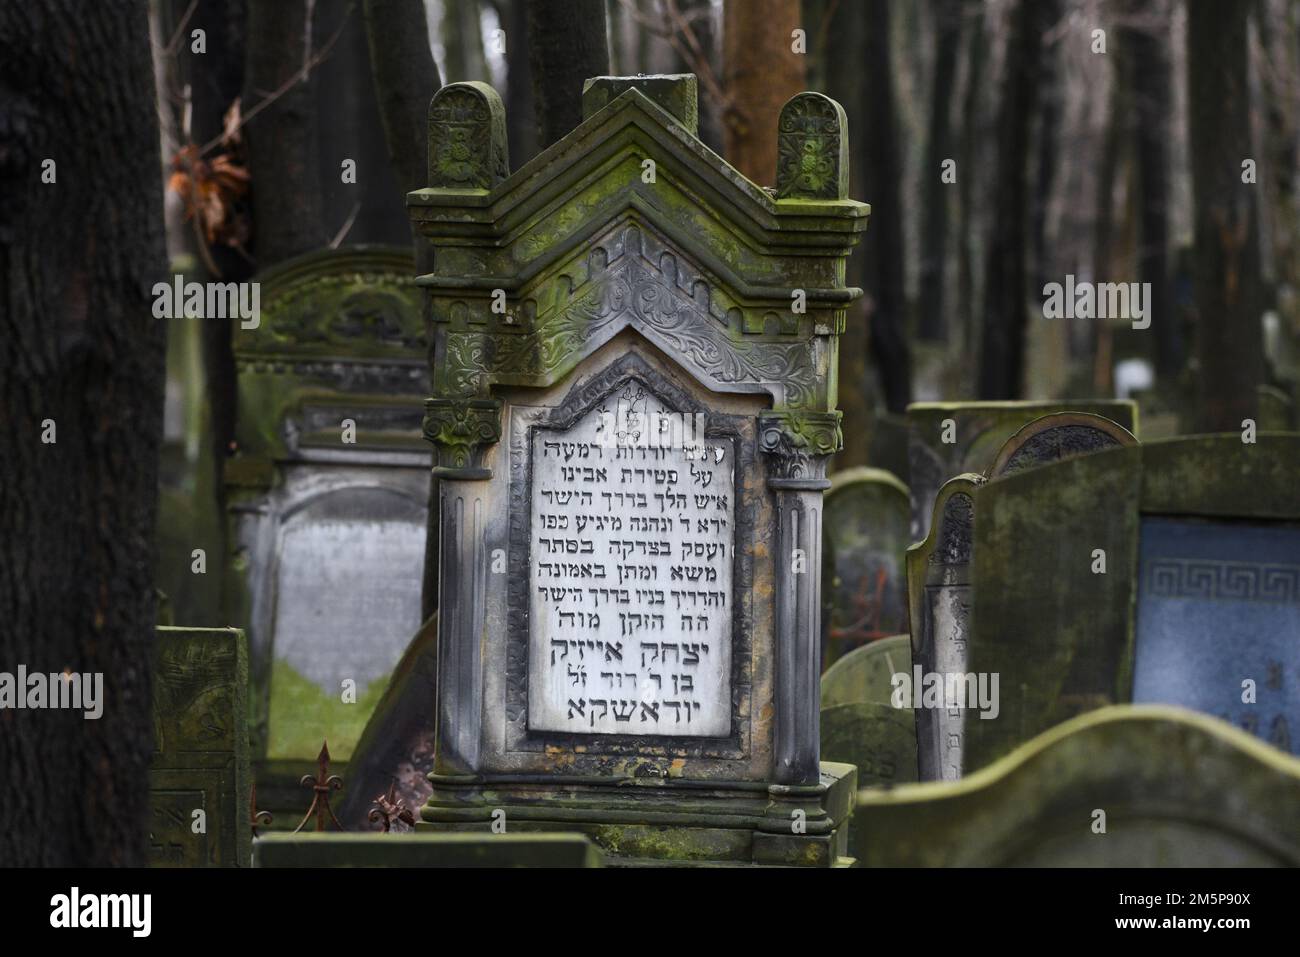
[528, 391, 733, 736]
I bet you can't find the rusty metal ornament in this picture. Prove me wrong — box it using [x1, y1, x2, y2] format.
[368, 780, 416, 833]
[293, 740, 346, 833]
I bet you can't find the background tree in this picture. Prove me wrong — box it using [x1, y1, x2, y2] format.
[527, 0, 612, 149]
[918, 0, 963, 344]
[364, 0, 443, 620]
[977, 0, 1045, 399]
[0, 0, 166, 865]
[1187, 0, 1262, 431]
[722, 0, 803, 185]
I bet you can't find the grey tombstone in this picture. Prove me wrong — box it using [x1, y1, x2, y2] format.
[906, 400, 1138, 542]
[818, 634, 918, 788]
[820, 467, 911, 670]
[221, 246, 431, 821]
[964, 434, 1300, 771]
[906, 474, 983, 781]
[409, 76, 868, 865]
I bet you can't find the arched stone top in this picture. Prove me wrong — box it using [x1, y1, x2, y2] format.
[775, 92, 849, 200]
[987, 412, 1138, 479]
[427, 81, 509, 190]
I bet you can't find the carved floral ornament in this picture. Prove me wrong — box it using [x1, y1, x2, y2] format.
[775, 92, 849, 201]
[423, 397, 502, 471]
[757, 411, 843, 478]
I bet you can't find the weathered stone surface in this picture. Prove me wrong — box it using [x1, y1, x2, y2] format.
[820, 468, 910, 669]
[851, 706, 1300, 866]
[820, 702, 917, 788]
[1134, 517, 1299, 755]
[254, 832, 603, 867]
[906, 474, 983, 781]
[150, 627, 250, 867]
[428, 81, 509, 190]
[964, 434, 1300, 772]
[906, 400, 1138, 541]
[987, 411, 1137, 478]
[222, 246, 431, 824]
[411, 75, 867, 864]
[583, 74, 698, 135]
[820, 632, 911, 708]
[775, 92, 849, 200]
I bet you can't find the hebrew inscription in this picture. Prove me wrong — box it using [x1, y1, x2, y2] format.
[528, 389, 734, 736]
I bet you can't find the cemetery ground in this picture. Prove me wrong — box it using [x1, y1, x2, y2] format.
[1, 0, 1298, 940]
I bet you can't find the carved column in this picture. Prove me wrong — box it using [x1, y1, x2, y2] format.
[423, 398, 502, 773]
[759, 411, 842, 785]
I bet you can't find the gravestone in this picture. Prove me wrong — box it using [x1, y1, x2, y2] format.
[820, 632, 911, 708]
[150, 627, 251, 867]
[851, 705, 1300, 866]
[222, 245, 430, 821]
[963, 434, 1300, 772]
[906, 414, 1135, 781]
[818, 634, 917, 788]
[906, 400, 1138, 541]
[906, 474, 983, 781]
[820, 468, 911, 669]
[409, 76, 867, 865]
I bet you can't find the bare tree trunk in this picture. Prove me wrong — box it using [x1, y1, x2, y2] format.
[918, 0, 962, 343]
[243, 0, 324, 265]
[722, 0, 803, 185]
[1187, 0, 1262, 431]
[0, 0, 166, 866]
[363, 0, 443, 621]
[862, 0, 911, 413]
[527, 0, 611, 149]
[976, 0, 1041, 399]
[365, 0, 441, 196]
[493, 0, 539, 169]
[443, 0, 489, 83]
[956, 0, 987, 367]
[1124, 0, 1177, 378]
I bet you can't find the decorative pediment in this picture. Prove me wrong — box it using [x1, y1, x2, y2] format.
[436, 219, 822, 407]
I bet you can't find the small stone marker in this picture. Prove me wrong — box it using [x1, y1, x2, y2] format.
[150, 627, 251, 867]
[820, 467, 911, 669]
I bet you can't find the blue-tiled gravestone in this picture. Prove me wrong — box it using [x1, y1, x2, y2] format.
[1134, 517, 1298, 755]
[963, 434, 1300, 771]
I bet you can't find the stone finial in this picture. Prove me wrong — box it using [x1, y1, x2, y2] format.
[775, 92, 849, 200]
[428, 81, 509, 189]
[582, 74, 699, 136]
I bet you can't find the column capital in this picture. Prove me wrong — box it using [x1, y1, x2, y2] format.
[423, 397, 502, 479]
[757, 410, 842, 488]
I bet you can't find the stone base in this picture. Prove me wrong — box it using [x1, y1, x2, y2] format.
[417, 761, 857, 867]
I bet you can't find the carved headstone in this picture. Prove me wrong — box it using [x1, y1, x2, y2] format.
[222, 246, 430, 821]
[987, 411, 1137, 478]
[906, 400, 1138, 541]
[964, 435, 1300, 771]
[820, 468, 911, 669]
[150, 627, 251, 867]
[906, 474, 983, 781]
[409, 76, 868, 865]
